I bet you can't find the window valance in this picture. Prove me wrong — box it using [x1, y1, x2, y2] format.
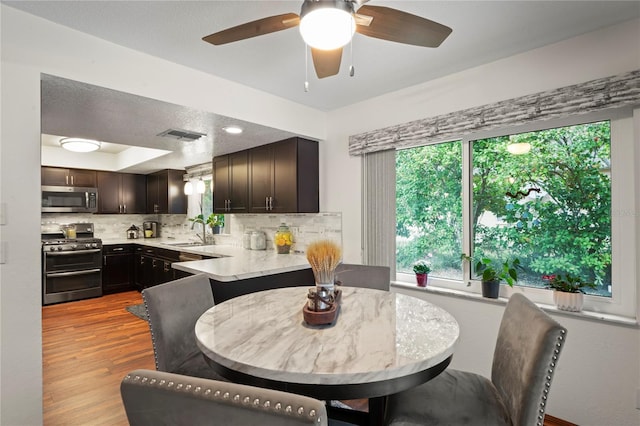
[349, 69, 640, 156]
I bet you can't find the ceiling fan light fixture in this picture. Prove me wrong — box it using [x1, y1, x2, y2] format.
[300, 0, 355, 50]
[59, 137, 101, 153]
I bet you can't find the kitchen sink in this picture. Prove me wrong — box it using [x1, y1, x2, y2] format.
[163, 242, 208, 247]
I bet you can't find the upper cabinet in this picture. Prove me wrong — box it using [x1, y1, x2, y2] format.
[248, 137, 319, 213]
[212, 137, 318, 214]
[146, 169, 187, 214]
[97, 171, 146, 214]
[42, 166, 96, 187]
[212, 151, 248, 213]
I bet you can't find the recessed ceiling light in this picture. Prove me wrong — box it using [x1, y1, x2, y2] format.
[223, 126, 243, 135]
[59, 137, 101, 153]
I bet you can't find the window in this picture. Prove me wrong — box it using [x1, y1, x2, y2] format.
[395, 113, 635, 317]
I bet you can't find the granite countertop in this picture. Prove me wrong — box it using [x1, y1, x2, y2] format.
[99, 237, 310, 282]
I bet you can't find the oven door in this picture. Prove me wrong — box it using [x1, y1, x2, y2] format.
[44, 249, 102, 273]
[43, 268, 102, 305]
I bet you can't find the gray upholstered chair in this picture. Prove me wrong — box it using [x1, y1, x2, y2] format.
[334, 263, 391, 291]
[142, 274, 224, 381]
[385, 293, 567, 426]
[121, 369, 328, 426]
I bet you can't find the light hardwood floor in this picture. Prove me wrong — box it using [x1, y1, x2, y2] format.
[42, 290, 573, 426]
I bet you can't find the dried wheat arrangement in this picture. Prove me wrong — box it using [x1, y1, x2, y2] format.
[306, 239, 342, 284]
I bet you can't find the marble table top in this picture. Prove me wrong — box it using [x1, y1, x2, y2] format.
[195, 286, 459, 391]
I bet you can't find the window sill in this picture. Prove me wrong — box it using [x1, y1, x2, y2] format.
[391, 281, 638, 328]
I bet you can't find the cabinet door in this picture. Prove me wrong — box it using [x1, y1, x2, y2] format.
[212, 156, 230, 213]
[249, 145, 274, 212]
[121, 173, 146, 214]
[146, 174, 159, 213]
[135, 252, 155, 290]
[229, 151, 248, 212]
[42, 167, 70, 186]
[70, 169, 97, 187]
[271, 139, 298, 212]
[166, 169, 186, 214]
[102, 249, 133, 294]
[96, 171, 121, 213]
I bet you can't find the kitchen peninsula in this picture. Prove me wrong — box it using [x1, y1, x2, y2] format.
[106, 238, 315, 303]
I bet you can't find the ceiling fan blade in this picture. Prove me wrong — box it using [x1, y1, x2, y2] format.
[202, 13, 300, 45]
[311, 48, 342, 79]
[355, 5, 452, 48]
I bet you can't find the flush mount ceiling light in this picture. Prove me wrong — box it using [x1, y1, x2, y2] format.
[299, 0, 355, 50]
[184, 181, 194, 195]
[507, 142, 532, 155]
[223, 126, 243, 135]
[59, 137, 101, 153]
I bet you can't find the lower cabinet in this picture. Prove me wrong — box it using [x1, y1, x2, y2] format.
[133, 246, 201, 291]
[102, 244, 135, 294]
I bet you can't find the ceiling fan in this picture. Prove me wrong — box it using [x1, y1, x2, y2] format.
[202, 0, 452, 79]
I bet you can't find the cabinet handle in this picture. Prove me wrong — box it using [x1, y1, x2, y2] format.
[269, 196, 273, 210]
[104, 255, 107, 266]
[164, 262, 170, 272]
[123, 204, 127, 213]
[66, 175, 69, 185]
[266, 197, 269, 210]
[113, 247, 124, 252]
[152, 259, 157, 267]
[227, 200, 231, 211]
[140, 257, 145, 265]
[71, 175, 74, 185]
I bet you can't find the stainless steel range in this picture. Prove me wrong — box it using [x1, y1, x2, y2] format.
[42, 223, 102, 305]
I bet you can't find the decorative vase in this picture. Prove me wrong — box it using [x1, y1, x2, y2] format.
[481, 279, 500, 299]
[275, 223, 293, 254]
[415, 273, 428, 287]
[553, 291, 584, 312]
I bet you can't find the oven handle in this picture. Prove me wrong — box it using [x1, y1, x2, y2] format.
[44, 249, 102, 256]
[45, 269, 102, 278]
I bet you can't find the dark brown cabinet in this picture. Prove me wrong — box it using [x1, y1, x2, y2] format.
[248, 137, 318, 213]
[97, 171, 146, 214]
[102, 244, 134, 294]
[42, 166, 96, 187]
[213, 151, 248, 213]
[146, 169, 187, 214]
[133, 245, 198, 290]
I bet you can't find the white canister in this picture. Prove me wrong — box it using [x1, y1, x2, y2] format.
[250, 231, 266, 250]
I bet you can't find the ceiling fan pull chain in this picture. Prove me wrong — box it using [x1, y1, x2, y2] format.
[349, 17, 355, 77]
[304, 42, 310, 92]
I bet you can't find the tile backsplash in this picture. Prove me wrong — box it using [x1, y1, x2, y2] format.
[41, 212, 342, 254]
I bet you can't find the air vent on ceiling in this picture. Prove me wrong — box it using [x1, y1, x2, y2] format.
[157, 128, 206, 141]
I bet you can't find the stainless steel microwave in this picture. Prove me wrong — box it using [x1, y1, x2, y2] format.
[41, 186, 98, 213]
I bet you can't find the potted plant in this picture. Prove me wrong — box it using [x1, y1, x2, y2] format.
[412, 260, 431, 287]
[462, 255, 521, 298]
[206, 213, 224, 234]
[544, 273, 595, 312]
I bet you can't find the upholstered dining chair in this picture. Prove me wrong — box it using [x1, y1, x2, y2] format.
[142, 274, 225, 381]
[334, 263, 391, 291]
[121, 369, 328, 426]
[385, 293, 567, 426]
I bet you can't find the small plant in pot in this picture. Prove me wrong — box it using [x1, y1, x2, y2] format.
[544, 273, 595, 312]
[462, 255, 521, 298]
[412, 260, 432, 287]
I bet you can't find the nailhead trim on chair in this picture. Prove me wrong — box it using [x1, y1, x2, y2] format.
[141, 295, 161, 371]
[536, 329, 567, 426]
[124, 372, 323, 423]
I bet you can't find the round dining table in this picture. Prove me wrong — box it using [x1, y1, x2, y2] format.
[195, 286, 459, 425]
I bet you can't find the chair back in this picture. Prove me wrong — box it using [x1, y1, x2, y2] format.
[121, 369, 328, 426]
[142, 274, 214, 373]
[491, 293, 568, 426]
[334, 263, 391, 291]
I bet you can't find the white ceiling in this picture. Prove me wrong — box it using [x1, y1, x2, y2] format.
[5, 0, 640, 173]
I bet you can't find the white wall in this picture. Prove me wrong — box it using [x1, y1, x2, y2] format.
[323, 19, 640, 426]
[0, 6, 326, 424]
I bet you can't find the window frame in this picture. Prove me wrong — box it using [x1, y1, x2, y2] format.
[394, 108, 636, 318]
